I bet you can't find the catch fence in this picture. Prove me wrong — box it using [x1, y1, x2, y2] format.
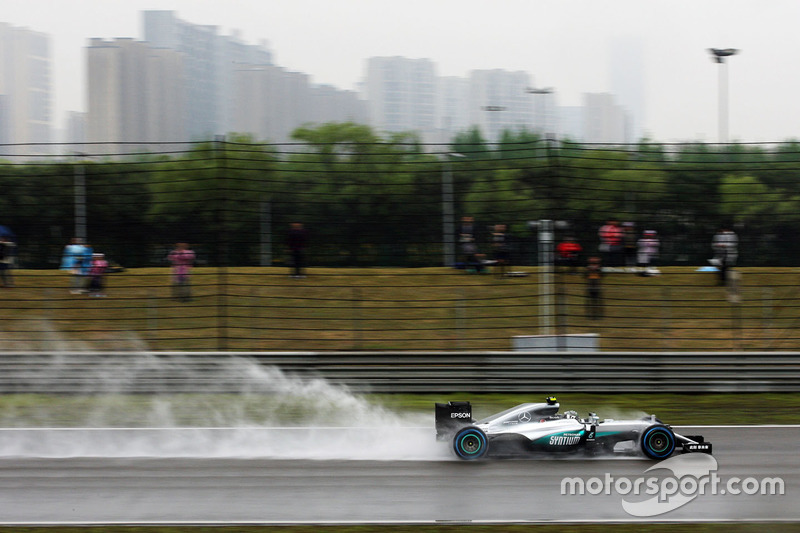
[2, 136, 800, 351]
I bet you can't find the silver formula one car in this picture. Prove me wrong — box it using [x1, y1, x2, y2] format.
[435, 397, 712, 460]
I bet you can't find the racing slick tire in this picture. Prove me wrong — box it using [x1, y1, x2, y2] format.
[641, 424, 676, 460]
[453, 426, 489, 460]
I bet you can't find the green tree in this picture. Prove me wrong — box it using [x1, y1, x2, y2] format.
[450, 126, 490, 161]
[288, 122, 435, 266]
[146, 135, 277, 265]
[718, 174, 800, 231]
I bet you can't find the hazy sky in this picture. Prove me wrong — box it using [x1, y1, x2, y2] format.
[4, 0, 800, 142]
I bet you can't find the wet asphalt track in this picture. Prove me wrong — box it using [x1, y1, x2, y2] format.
[0, 426, 796, 524]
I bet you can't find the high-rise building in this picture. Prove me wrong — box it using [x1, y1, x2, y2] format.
[0, 95, 9, 147]
[528, 89, 558, 138]
[234, 65, 310, 143]
[308, 84, 368, 127]
[364, 59, 563, 145]
[583, 92, 630, 144]
[234, 64, 366, 143]
[557, 106, 585, 141]
[0, 22, 52, 155]
[143, 10, 272, 139]
[437, 76, 470, 143]
[63, 110, 87, 152]
[610, 36, 645, 141]
[364, 57, 438, 141]
[468, 69, 533, 143]
[218, 33, 273, 134]
[86, 38, 185, 150]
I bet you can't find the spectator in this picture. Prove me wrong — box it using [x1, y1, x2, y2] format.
[459, 216, 482, 272]
[712, 227, 738, 286]
[461, 236, 486, 274]
[585, 256, 604, 320]
[637, 230, 661, 276]
[87, 253, 109, 297]
[0, 236, 15, 287]
[287, 222, 309, 279]
[168, 242, 196, 302]
[60, 238, 89, 294]
[598, 219, 624, 269]
[491, 224, 510, 277]
[555, 236, 582, 273]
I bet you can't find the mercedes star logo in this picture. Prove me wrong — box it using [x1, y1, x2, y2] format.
[518, 412, 531, 423]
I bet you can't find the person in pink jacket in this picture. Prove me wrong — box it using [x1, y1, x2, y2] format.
[87, 253, 109, 297]
[168, 242, 196, 302]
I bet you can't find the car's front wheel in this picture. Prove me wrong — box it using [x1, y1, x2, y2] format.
[641, 425, 676, 460]
[453, 426, 489, 460]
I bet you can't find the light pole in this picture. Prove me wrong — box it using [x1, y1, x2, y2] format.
[481, 105, 506, 143]
[525, 87, 554, 136]
[441, 152, 465, 267]
[528, 219, 566, 336]
[537, 219, 554, 336]
[708, 48, 739, 144]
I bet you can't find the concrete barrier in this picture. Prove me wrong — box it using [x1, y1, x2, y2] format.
[0, 351, 798, 393]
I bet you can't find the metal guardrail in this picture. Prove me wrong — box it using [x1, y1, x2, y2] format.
[0, 351, 799, 393]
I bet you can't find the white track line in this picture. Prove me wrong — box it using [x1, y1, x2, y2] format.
[0, 426, 431, 431]
[3, 519, 800, 526]
[0, 424, 799, 431]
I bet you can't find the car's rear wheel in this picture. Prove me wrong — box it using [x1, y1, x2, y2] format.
[641, 425, 676, 459]
[453, 426, 488, 460]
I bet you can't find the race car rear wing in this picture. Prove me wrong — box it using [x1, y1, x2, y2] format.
[435, 401, 473, 441]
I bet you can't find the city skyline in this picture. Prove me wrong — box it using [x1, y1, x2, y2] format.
[4, 0, 800, 143]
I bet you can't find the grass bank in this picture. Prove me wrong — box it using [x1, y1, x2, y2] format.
[1, 266, 799, 351]
[0, 393, 797, 427]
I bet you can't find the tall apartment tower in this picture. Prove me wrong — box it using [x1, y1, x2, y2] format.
[610, 36, 645, 142]
[557, 106, 586, 141]
[437, 76, 470, 144]
[467, 69, 534, 143]
[234, 65, 311, 143]
[583, 92, 630, 144]
[364, 57, 438, 141]
[529, 90, 558, 138]
[0, 23, 52, 155]
[63, 111, 87, 152]
[143, 10, 272, 139]
[234, 64, 367, 143]
[86, 38, 185, 150]
[308, 84, 368, 127]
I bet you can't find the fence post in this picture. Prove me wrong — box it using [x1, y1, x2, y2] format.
[455, 286, 466, 350]
[538, 219, 554, 335]
[732, 295, 741, 350]
[352, 286, 362, 350]
[763, 287, 773, 345]
[556, 282, 567, 351]
[541, 135, 560, 335]
[73, 159, 87, 242]
[441, 156, 456, 267]
[662, 286, 672, 349]
[214, 135, 228, 351]
[250, 285, 259, 351]
[147, 288, 158, 349]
